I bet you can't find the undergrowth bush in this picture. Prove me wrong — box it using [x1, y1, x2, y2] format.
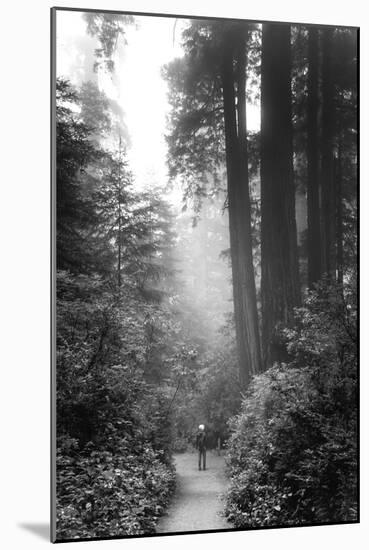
[56, 438, 175, 539]
[225, 279, 357, 528]
[56, 360, 176, 540]
[56, 272, 176, 540]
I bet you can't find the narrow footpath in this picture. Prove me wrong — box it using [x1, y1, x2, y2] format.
[156, 451, 231, 534]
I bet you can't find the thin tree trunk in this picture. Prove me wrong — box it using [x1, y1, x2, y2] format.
[260, 23, 300, 368]
[221, 32, 262, 388]
[307, 27, 321, 287]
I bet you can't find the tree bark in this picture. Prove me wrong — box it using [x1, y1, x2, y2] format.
[336, 140, 343, 285]
[117, 137, 123, 288]
[260, 23, 300, 368]
[307, 27, 321, 287]
[321, 28, 336, 279]
[221, 31, 262, 388]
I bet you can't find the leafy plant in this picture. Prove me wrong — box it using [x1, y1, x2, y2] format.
[225, 277, 357, 527]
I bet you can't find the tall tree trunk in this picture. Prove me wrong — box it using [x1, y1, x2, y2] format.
[235, 32, 263, 380]
[260, 23, 300, 368]
[117, 138, 122, 288]
[336, 140, 343, 285]
[221, 32, 262, 388]
[321, 28, 336, 279]
[307, 27, 321, 287]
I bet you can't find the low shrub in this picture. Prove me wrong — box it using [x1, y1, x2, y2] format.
[55, 270, 177, 540]
[56, 437, 175, 539]
[225, 280, 357, 528]
[172, 436, 191, 453]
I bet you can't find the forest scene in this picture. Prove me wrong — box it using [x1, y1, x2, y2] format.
[53, 8, 358, 542]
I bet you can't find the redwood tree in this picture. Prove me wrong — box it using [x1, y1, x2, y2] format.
[221, 26, 262, 386]
[307, 27, 322, 287]
[321, 28, 337, 279]
[260, 23, 300, 367]
[165, 21, 262, 386]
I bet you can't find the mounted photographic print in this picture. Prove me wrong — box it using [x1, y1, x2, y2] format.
[51, 6, 359, 543]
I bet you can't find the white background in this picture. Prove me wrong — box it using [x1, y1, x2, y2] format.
[0, 0, 366, 548]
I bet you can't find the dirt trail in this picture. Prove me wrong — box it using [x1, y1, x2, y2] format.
[156, 451, 231, 534]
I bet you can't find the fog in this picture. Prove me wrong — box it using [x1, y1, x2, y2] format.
[56, 10, 236, 350]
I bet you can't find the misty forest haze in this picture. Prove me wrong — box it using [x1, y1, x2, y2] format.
[53, 10, 358, 541]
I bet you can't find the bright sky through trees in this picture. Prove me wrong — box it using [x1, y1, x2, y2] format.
[57, 10, 260, 196]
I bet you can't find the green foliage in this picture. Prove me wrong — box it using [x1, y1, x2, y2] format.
[56, 77, 179, 539]
[84, 12, 134, 72]
[163, 22, 226, 213]
[195, 328, 241, 443]
[170, 317, 241, 449]
[164, 20, 261, 215]
[56, 267, 177, 539]
[79, 81, 112, 136]
[56, 78, 106, 274]
[225, 278, 357, 527]
[56, 439, 175, 539]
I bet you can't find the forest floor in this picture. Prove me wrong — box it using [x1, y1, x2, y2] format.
[156, 451, 231, 534]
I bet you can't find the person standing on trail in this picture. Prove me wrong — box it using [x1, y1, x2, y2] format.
[196, 424, 207, 470]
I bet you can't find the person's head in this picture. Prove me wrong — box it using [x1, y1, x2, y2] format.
[198, 424, 205, 432]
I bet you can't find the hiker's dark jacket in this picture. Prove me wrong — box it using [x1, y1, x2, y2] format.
[196, 431, 207, 451]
